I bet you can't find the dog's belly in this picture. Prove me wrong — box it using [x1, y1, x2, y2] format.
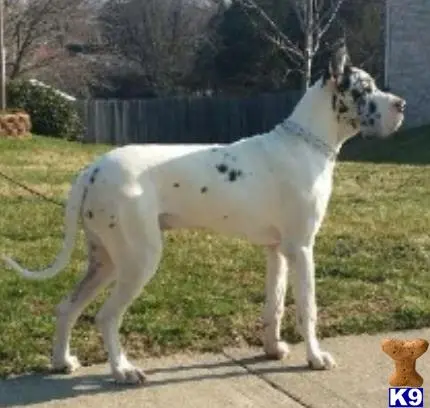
[158, 212, 281, 246]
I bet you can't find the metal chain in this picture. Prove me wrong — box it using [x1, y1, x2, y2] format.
[280, 119, 338, 160]
[0, 169, 65, 207]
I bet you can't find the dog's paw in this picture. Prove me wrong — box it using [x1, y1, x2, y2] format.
[264, 341, 290, 360]
[113, 364, 147, 385]
[308, 351, 336, 370]
[52, 355, 81, 373]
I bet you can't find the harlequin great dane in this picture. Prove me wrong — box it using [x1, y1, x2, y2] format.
[2, 42, 405, 385]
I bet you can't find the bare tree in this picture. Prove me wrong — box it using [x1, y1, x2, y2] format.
[233, 0, 346, 90]
[4, 0, 91, 79]
[98, 0, 217, 95]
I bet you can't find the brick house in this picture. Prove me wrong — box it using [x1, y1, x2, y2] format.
[384, 0, 430, 128]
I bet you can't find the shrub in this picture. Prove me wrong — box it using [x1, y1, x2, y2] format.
[7, 80, 83, 140]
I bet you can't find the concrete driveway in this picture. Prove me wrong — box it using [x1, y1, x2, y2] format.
[1, 328, 429, 408]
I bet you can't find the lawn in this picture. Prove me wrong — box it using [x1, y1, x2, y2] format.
[0, 128, 429, 377]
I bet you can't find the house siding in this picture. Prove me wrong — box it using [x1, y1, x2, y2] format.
[385, 0, 430, 127]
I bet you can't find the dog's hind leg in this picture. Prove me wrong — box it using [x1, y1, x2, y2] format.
[95, 194, 163, 385]
[52, 233, 115, 373]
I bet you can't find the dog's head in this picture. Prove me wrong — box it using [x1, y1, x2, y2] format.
[324, 41, 405, 138]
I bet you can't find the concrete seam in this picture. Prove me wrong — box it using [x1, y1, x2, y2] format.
[222, 351, 310, 408]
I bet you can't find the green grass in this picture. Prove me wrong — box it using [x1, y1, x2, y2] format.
[0, 128, 430, 377]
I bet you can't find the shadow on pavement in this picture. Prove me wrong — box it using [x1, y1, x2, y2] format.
[0, 372, 116, 407]
[0, 355, 310, 407]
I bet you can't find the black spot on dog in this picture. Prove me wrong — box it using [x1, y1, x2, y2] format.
[211, 148, 218, 152]
[216, 164, 228, 173]
[87, 210, 93, 219]
[89, 167, 100, 184]
[109, 223, 116, 229]
[200, 186, 208, 193]
[223, 215, 228, 219]
[368, 101, 377, 114]
[368, 118, 375, 126]
[173, 182, 180, 188]
[228, 169, 243, 182]
[338, 100, 348, 114]
[332, 94, 337, 111]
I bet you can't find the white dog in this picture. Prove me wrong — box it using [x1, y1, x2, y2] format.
[2, 42, 405, 384]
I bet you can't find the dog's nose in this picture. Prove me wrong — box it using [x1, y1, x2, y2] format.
[393, 98, 406, 113]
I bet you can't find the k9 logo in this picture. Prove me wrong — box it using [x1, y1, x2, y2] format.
[388, 388, 424, 407]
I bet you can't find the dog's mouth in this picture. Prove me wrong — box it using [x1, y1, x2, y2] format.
[393, 113, 405, 131]
[359, 121, 381, 138]
[382, 113, 405, 137]
[359, 113, 404, 139]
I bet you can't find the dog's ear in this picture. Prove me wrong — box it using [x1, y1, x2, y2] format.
[323, 39, 351, 86]
[329, 40, 349, 77]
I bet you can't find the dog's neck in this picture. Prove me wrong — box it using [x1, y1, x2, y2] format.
[287, 78, 359, 156]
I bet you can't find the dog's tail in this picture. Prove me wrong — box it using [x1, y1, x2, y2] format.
[2, 168, 89, 280]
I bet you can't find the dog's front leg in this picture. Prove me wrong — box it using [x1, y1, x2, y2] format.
[262, 246, 290, 359]
[284, 244, 336, 370]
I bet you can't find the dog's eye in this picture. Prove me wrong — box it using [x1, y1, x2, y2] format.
[364, 86, 372, 93]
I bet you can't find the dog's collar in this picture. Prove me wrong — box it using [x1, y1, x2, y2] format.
[280, 119, 338, 161]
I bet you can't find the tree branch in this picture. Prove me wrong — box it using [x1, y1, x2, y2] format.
[234, 0, 304, 61]
[315, 0, 346, 42]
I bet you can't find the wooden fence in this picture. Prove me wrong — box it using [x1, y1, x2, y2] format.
[77, 91, 302, 145]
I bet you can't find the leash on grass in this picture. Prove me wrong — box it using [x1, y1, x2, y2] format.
[0, 169, 65, 208]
